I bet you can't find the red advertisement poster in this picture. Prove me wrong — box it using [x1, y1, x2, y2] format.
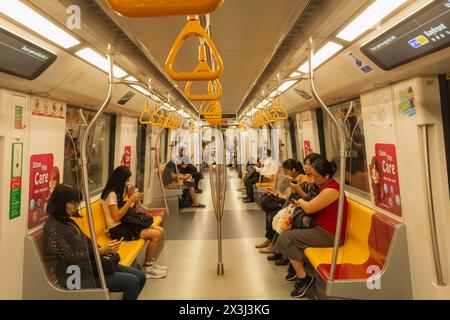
[28, 154, 60, 229]
[121, 146, 131, 168]
[369, 144, 402, 217]
[304, 140, 312, 156]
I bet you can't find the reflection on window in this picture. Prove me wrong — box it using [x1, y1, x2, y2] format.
[323, 100, 370, 195]
[64, 106, 112, 195]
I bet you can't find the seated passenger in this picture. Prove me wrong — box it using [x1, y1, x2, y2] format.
[43, 184, 146, 300]
[275, 158, 348, 298]
[101, 166, 168, 279]
[243, 150, 278, 203]
[177, 148, 203, 193]
[163, 160, 205, 208]
[288, 153, 322, 200]
[257, 159, 306, 256]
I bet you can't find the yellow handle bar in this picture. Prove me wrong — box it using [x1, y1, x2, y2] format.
[106, 0, 223, 18]
[165, 17, 223, 81]
[199, 100, 222, 117]
[185, 79, 223, 101]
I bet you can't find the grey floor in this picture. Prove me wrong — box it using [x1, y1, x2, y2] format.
[139, 168, 301, 300]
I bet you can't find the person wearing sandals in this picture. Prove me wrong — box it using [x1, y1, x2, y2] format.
[163, 161, 206, 208]
[101, 166, 168, 279]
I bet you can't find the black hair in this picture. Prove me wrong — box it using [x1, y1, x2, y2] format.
[304, 153, 322, 165]
[312, 158, 338, 178]
[101, 166, 131, 208]
[47, 184, 83, 220]
[282, 159, 305, 175]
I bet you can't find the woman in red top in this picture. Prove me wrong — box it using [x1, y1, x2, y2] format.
[274, 158, 348, 298]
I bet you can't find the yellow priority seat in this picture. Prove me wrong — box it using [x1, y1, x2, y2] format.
[73, 200, 162, 267]
[106, 0, 224, 18]
[305, 199, 374, 269]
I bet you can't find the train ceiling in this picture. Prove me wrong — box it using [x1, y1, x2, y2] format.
[98, 0, 307, 113]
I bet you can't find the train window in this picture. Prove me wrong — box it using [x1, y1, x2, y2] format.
[322, 99, 370, 196]
[63, 106, 113, 196]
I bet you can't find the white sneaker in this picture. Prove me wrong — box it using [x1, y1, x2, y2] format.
[144, 266, 167, 279]
[147, 262, 168, 271]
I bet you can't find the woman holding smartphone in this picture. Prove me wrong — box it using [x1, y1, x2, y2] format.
[101, 166, 168, 279]
[288, 153, 322, 199]
[44, 184, 146, 300]
[257, 159, 306, 254]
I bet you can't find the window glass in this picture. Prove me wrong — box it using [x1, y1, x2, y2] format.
[64, 106, 113, 196]
[323, 100, 370, 195]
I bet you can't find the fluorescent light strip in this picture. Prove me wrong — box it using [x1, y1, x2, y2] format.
[336, 0, 407, 42]
[125, 76, 151, 96]
[0, 0, 80, 49]
[76, 48, 127, 78]
[277, 80, 298, 93]
[298, 41, 343, 73]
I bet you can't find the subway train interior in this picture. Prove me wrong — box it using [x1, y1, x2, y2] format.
[0, 0, 450, 301]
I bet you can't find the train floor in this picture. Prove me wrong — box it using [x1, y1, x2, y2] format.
[139, 168, 303, 300]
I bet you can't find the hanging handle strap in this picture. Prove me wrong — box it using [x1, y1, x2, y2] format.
[139, 98, 153, 124]
[106, 0, 223, 18]
[165, 16, 223, 81]
[185, 79, 223, 101]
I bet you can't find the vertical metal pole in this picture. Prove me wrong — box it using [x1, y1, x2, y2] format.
[209, 125, 225, 275]
[308, 38, 346, 283]
[155, 127, 170, 213]
[80, 46, 114, 295]
[419, 124, 446, 286]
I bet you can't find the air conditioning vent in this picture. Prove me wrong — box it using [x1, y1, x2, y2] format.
[295, 88, 312, 100]
[117, 91, 136, 105]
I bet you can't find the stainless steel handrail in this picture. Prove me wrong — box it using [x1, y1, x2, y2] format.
[308, 38, 346, 283]
[80, 47, 114, 294]
[209, 126, 226, 275]
[419, 124, 446, 286]
[155, 127, 170, 213]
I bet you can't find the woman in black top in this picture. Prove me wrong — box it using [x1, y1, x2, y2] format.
[43, 184, 146, 300]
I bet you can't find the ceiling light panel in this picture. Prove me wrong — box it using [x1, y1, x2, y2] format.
[76, 48, 127, 78]
[0, 0, 80, 49]
[298, 41, 344, 73]
[336, 0, 407, 42]
[277, 80, 298, 93]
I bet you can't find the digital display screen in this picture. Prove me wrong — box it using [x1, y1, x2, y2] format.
[0, 27, 57, 80]
[361, 0, 450, 70]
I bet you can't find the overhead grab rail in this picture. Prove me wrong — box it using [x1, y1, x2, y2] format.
[185, 79, 223, 101]
[308, 37, 346, 285]
[106, 0, 223, 18]
[165, 17, 223, 81]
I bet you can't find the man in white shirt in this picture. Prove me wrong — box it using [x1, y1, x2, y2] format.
[243, 150, 279, 203]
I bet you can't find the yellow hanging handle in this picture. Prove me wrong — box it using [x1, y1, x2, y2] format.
[272, 97, 288, 120]
[139, 98, 152, 125]
[199, 100, 222, 117]
[165, 16, 223, 81]
[106, 0, 223, 18]
[207, 116, 222, 127]
[185, 79, 223, 101]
